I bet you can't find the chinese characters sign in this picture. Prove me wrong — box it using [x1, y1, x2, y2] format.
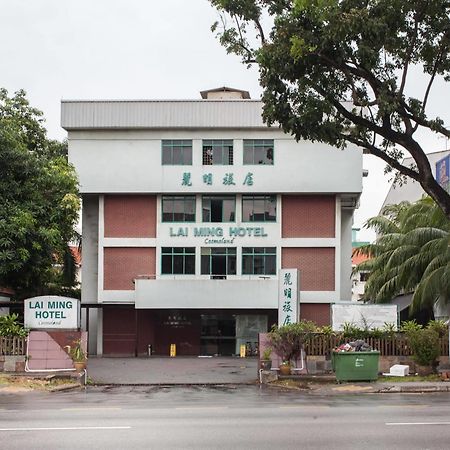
[278, 269, 299, 326]
[181, 172, 254, 187]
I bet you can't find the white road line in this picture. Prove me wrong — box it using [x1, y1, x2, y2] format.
[175, 406, 229, 410]
[61, 407, 122, 411]
[0, 426, 131, 432]
[386, 422, 450, 426]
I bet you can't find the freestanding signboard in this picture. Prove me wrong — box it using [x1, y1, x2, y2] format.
[24, 296, 80, 329]
[278, 269, 299, 326]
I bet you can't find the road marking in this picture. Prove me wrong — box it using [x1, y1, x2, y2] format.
[0, 426, 131, 432]
[279, 405, 329, 409]
[175, 406, 229, 410]
[386, 422, 450, 426]
[61, 407, 122, 411]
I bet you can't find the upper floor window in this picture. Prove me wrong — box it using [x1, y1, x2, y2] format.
[203, 140, 233, 165]
[162, 196, 195, 222]
[242, 195, 276, 222]
[162, 140, 192, 165]
[243, 139, 274, 165]
[242, 247, 276, 275]
[202, 195, 235, 222]
[161, 247, 195, 275]
[201, 247, 237, 276]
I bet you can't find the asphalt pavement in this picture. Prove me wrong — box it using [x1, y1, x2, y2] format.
[1, 386, 450, 449]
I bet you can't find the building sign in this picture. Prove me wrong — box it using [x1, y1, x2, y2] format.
[331, 303, 398, 331]
[436, 155, 450, 193]
[278, 269, 299, 326]
[169, 226, 269, 244]
[24, 296, 80, 329]
[181, 172, 254, 187]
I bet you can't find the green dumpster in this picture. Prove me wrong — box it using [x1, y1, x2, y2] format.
[332, 351, 380, 382]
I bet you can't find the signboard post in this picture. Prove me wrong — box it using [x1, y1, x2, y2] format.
[24, 296, 80, 329]
[278, 269, 299, 326]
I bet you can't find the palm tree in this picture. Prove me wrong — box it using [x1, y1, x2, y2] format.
[355, 197, 450, 314]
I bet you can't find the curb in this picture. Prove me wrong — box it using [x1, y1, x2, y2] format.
[48, 383, 83, 393]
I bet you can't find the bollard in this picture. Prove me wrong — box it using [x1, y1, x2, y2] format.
[170, 344, 176, 357]
[240, 344, 246, 358]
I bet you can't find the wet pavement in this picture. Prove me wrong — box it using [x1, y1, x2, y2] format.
[86, 356, 258, 385]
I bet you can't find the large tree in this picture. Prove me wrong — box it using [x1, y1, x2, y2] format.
[355, 197, 450, 312]
[209, 0, 450, 217]
[0, 89, 80, 299]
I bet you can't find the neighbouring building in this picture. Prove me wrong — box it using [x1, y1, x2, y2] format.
[62, 87, 363, 357]
[351, 228, 370, 302]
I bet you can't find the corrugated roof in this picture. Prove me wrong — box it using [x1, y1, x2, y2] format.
[61, 99, 267, 130]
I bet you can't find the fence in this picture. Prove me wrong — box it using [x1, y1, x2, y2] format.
[304, 333, 449, 357]
[0, 337, 26, 356]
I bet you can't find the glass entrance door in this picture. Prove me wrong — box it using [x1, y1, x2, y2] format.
[200, 314, 236, 356]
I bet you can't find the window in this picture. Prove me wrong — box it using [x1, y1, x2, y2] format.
[162, 196, 195, 222]
[202, 140, 233, 165]
[202, 196, 235, 222]
[243, 139, 274, 165]
[162, 140, 192, 165]
[242, 247, 276, 275]
[242, 195, 276, 222]
[201, 247, 236, 276]
[161, 247, 195, 275]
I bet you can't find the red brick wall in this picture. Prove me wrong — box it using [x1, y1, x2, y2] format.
[300, 304, 331, 326]
[104, 195, 156, 238]
[282, 247, 335, 291]
[282, 195, 335, 238]
[104, 247, 156, 290]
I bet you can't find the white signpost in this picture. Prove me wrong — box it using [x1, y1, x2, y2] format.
[24, 296, 80, 329]
[278, 269, 299, 326]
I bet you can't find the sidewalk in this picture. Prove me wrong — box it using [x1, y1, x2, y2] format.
[86, 356, 258, 385]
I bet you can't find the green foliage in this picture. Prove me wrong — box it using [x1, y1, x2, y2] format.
[261, 347, 272, 360]
[426, 320, 448, 338]
[406, 328, 440, 366]
[356, 197, 450, 313]
[0, 88, 80, 298]
[66, 339, 86, 362]
[0, 314, 28, 337]
[209, 0, 450, 217]
[268, 321, 317, 363]
[400, 319, 423, 333]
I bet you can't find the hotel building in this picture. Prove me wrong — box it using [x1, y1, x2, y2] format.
[62, 87, 363, 356]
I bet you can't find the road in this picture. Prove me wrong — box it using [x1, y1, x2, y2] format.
[1, 385, 450, 449]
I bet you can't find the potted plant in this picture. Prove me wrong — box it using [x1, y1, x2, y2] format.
[66, 339, 87, 372]
[407, 328, 440, 376]
[268, 322, 315, 375]
[260, 347, 272, 370]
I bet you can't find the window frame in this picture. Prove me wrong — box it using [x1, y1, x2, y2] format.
[243, 139, 274, 165]
[242, 247, 277, 275]
[202, 139, 234, 165]
[161, 195, 196, 223]
[201, 247, 237, 276]
[202, 195, 236, 223]
[241, 195, 277, 222]
[161, 140, 193, 166]
[161, 247, 196, 275]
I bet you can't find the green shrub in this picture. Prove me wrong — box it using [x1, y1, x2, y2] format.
[0, 314, 28, 337]
[407, 328, 440, 367]
[426, 320, 448, 338]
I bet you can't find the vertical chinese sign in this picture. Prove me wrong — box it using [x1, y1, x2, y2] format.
[278, 269, 299, 326]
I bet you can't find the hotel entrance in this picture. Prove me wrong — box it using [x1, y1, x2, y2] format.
[200, 313, 269, 356]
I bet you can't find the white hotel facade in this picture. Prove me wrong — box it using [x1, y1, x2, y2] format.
[62, 87, 363, 356]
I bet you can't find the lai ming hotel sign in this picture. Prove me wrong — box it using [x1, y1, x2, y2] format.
[24, 296, 80, 329]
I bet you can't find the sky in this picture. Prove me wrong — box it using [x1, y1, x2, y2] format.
[1, 0, 449, 242]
